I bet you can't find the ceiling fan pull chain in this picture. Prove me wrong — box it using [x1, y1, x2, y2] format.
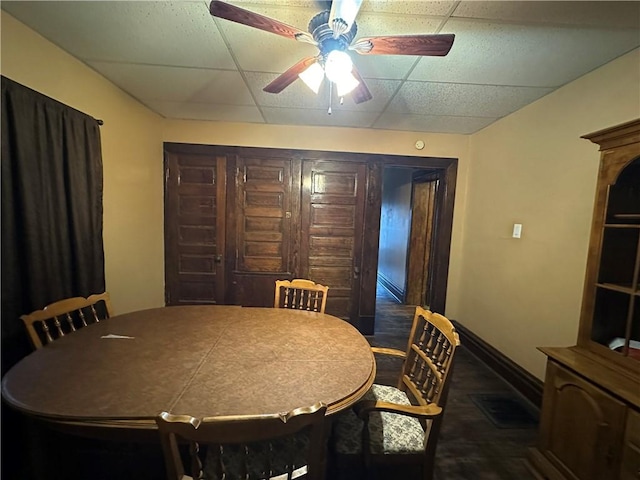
[328, 81, 333, 115]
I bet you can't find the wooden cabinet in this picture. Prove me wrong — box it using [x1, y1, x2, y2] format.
[533, 357, 627, 480]
[578, 121, 640, 367]
[529, 119, 640, 480]
[621, 409, 640, 480]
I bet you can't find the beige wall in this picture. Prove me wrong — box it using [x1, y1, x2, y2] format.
[460, 48, 640, 379]
[4, 11, 638, 381]
[1, 12, 166, 314]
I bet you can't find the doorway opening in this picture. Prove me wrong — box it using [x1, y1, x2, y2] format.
[377, 167, 446, 311]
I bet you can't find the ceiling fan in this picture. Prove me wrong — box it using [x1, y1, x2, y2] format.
[210, 0, 455, 105]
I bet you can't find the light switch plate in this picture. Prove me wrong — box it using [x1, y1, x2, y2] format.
[512, 223, 522, 238]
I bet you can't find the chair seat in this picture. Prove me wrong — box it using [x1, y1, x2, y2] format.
[333, 384, 425, 456]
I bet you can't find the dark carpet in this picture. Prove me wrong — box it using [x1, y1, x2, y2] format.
[469, 393, 539, 429]
[344, 285, 540, 480]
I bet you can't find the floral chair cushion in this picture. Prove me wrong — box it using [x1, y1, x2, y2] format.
[333, 384, 425, 456]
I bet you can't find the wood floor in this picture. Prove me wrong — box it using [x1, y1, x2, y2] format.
[358, 286, 539, 480]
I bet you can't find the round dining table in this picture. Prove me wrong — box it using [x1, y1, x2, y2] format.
[1, 305, 376, 438]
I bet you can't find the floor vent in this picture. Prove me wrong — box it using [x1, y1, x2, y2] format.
[469, 393, 538, 429]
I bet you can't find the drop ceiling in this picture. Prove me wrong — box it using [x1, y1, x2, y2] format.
[2, 1, 639, 134]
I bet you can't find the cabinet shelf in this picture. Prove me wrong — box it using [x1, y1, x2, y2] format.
[595, 283, 640, 295]
[613, 214, 640, 220]
[603, 223, 640, 229]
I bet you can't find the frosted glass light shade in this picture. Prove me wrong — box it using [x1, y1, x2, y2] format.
[298, 52, 360, 97]
[336, 71, 359, 96]
[325, 50, 353, 84]
[298, 62, 325, 94]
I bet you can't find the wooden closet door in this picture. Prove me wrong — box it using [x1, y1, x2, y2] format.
[231, 155, 298, 307]
[301, 160, 366, 321]
[164, 152, 226, 305]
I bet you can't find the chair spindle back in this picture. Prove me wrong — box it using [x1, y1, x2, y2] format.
[401, 306, 460, 407]
[21, 292, 113, 349]
[274, 279, 329, 314]
[156, 403, 328, 480]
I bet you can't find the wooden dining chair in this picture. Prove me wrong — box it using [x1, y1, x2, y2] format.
[274, 279, 329, 314]
[331, 306, 460, 480]
[156, 402, 328, 480]
[20, 292, 114, 349]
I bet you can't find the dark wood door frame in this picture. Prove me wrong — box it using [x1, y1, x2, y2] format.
[163, 142, 457, 335]
[371, 158, 456, 331]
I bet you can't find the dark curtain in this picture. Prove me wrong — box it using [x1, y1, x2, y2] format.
[1, 76, 107, 479]
[1, 76, 105, 374]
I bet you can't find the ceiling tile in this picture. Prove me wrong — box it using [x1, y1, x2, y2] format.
[2, 1, 236, 69]
[410, 19, 640, 87]
[350, 53, 417, 81]
[387, 82, 554, 118]
[262, 106, 378, 128]
[360, 1, 456, 16]
[232, 1, 317, 7]
[354, 10, 443, 36]
[87, 62, 256, 105]
[214, 4, 319, 73]
[373, 113, 497, 134]
[145, 100, 265, 123]
[453, 1, 640, 28]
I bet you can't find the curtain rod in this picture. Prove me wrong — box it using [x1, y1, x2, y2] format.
[2, 77, 105, 126]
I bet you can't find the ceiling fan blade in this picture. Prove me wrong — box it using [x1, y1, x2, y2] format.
[350, 66, 372, 104]
[352, 34, 455, 56]
[210, 1, 308, 40]
[329, 0, 364, 37]
[264, 57, 318, 94]
[314, 0, 333, 11]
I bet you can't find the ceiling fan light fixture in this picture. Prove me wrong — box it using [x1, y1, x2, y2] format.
[336, 72, 360, 96]
[324, 50, 353, 83]
[298, 62, 325, 94]
[209, 0, 455, 104]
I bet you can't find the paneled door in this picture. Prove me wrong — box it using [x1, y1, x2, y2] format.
[231, 155, 298, 306]
[405, 171, 439, 307]
[300, 160, 367, 320]
[164, 152, 226, 305]
[235, 156, 294, 273]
